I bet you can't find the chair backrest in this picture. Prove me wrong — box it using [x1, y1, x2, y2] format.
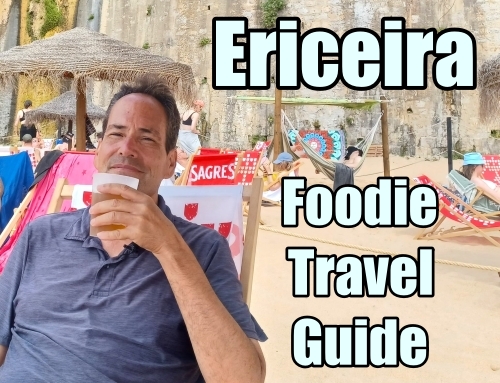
[180, 153, 239, 186]
[448, 170, 500, 213]
[50, 177, 264, 306]
[483, 155, 500, 184]
[198, 147, 222, 155]
[448, 170, 477, 204]
[234, 150, 263, 186]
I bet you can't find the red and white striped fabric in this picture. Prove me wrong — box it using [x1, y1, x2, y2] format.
[18, 147, 38, 172]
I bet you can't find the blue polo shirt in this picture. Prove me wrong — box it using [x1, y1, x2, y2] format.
[0, 196, 267, 383]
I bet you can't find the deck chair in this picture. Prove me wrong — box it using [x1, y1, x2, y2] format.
[413, 175, 500, 247]
[261, 159, 303, 206]
[49, 178, 264, 306]
[233, 150, 264, 224]
[483, 155, 500, 184]
[448, 170, 500, 216]
[175, 153, 238, 186]
[0, 152, 96, 273]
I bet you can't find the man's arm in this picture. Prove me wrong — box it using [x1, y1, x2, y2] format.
[0, 225, 32, 367]
[155, 237, 266, 383]
[90, 186, 267, 383]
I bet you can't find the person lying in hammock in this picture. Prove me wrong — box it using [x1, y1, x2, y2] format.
[261, 152, 297, 202]
[314, 146, 363, 174]
[344, 146, 363, 168]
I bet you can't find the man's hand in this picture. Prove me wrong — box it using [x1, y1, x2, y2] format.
[88, 183, 181, 255]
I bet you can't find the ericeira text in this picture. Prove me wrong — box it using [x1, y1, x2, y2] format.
[212, 16, 476, 90]
[292, 317, 429, 368]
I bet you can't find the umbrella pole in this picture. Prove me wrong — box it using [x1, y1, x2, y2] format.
[76, 78, 87, 152]
[273, 86, 283, 161]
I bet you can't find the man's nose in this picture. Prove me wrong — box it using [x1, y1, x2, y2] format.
[118, 136, 138, 157]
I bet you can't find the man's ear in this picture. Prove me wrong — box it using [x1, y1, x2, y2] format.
[163, 149, 177, 179]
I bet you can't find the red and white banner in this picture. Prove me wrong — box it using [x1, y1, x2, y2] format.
[187, 154, 238, 186]
[158, 185, 244, 275]
[71, 184, 245, 275]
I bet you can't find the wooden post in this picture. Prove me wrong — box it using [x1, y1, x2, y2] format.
[75, 78, 87, 152]
[273, 86, 283, 161]
[380, 95, 390, 176]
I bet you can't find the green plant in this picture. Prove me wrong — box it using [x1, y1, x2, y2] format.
[491, 130, 500, 138]
[262, 0, 285, 28]
[346, 116, 355, 126]
[147, 5, 152, 16]
[142, 42, 150, 49]
[26, 10, 36, 41]
[88, 14, 94, 21]
[312, 120, 321, 130]
[267, 115, 274, 126]
[199, 37, 211, 47]
[40, 0, 65, 38]
[200, 77, 208, 85]
[249, 134, 268, 148]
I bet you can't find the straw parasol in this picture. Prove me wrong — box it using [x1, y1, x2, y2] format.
[478, 55, 500, 123]
[25, 91, 106, 124]
[0, 27, 196, 150]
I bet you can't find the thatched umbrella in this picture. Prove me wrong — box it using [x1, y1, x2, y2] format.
[0, 27, 196, 151]
[478, 55, 500, 123]
[25, 90, 106, 124]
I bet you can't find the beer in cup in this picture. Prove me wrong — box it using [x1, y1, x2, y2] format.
[90, 173, 139, 236]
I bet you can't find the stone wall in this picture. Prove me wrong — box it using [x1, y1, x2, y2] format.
[2, 0, 500, 155]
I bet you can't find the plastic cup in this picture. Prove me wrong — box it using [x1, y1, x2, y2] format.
[90, 173, 139, 236]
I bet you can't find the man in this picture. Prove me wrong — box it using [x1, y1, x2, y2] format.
[18, 134, 41, 171]
[0, 75, 267, 382]
[14, 100, 38, 141]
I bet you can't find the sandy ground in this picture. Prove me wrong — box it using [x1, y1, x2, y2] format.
[250, 155, 500, 382]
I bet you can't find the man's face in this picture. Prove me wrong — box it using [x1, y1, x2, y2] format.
[94, 93, 176, 198]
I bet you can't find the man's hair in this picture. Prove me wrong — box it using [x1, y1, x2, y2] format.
[22, 134, 33, 143]
[102, 75, 181, 153]
[24, 100, 32, 108]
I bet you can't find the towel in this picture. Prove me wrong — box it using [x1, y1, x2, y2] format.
[333, 163, 354, 191]
[0, 152, 35, 232]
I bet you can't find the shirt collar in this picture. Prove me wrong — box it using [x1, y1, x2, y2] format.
[64, 194, 174, 247]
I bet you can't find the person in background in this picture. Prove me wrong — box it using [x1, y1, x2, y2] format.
[85, 115, 97, 151]
[262, 152, 296, 189]
[54, 132, 74, 151]
[343, 146, 363, 168]
[457, 152, 500, 199]
[14, 101, 38, 141]
[177, 100, 204, 155]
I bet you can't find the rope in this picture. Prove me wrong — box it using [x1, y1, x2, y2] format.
[356, 149, 466, 177]
[259, 226, 500, 273]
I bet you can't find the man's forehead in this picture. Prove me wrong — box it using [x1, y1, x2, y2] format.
[108, 94, 167, 126]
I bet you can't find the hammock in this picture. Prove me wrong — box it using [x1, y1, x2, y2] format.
[280, 111, 383, 181]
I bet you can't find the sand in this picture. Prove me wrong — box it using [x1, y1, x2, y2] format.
[250, 155, 500, 382]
